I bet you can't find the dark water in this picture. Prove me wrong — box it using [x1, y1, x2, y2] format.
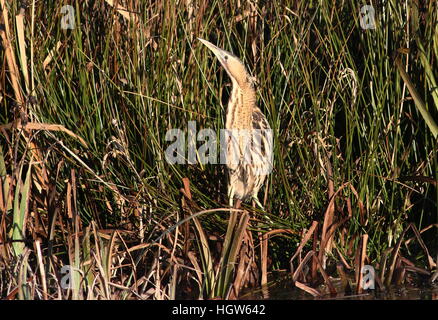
[240, 273, 438, 300]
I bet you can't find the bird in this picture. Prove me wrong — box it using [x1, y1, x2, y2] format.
[198, 38, 272, 209]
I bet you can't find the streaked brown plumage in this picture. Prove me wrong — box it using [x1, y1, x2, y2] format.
[199, 38, 272, 208]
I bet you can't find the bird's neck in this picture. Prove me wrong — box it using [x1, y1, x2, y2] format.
[226, 81, 256, 130]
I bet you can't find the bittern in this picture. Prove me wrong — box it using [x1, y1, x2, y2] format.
[199, 38, 272, 209]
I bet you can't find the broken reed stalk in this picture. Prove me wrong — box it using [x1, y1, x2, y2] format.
[321, 156, 335, 261]
[355, 234, 368, 294]
[260, 231, 268, 286]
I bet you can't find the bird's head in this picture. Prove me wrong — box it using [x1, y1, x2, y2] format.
[198, 38, 250, 88]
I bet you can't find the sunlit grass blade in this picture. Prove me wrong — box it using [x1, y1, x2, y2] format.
[395, 57, 438, 138]
[12, 163, 31, 257]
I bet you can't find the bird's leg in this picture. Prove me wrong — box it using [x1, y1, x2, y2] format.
[252, 196, 264, 211]
[235, 198, 242, 210]
[228, 187, 235, 209]
[253, 196, 273, 225]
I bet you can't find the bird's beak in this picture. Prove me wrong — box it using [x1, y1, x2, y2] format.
[198, 38, 230, 69]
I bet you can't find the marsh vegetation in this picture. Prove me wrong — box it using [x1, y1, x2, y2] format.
[0, 0, 436, 299]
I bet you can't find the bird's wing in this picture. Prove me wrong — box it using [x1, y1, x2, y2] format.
[249, 108, 273, 176]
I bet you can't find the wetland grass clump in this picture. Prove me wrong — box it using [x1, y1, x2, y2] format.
[0, 0, 436, 299]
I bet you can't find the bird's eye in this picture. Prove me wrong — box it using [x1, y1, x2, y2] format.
[224, 55, 228, 60]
